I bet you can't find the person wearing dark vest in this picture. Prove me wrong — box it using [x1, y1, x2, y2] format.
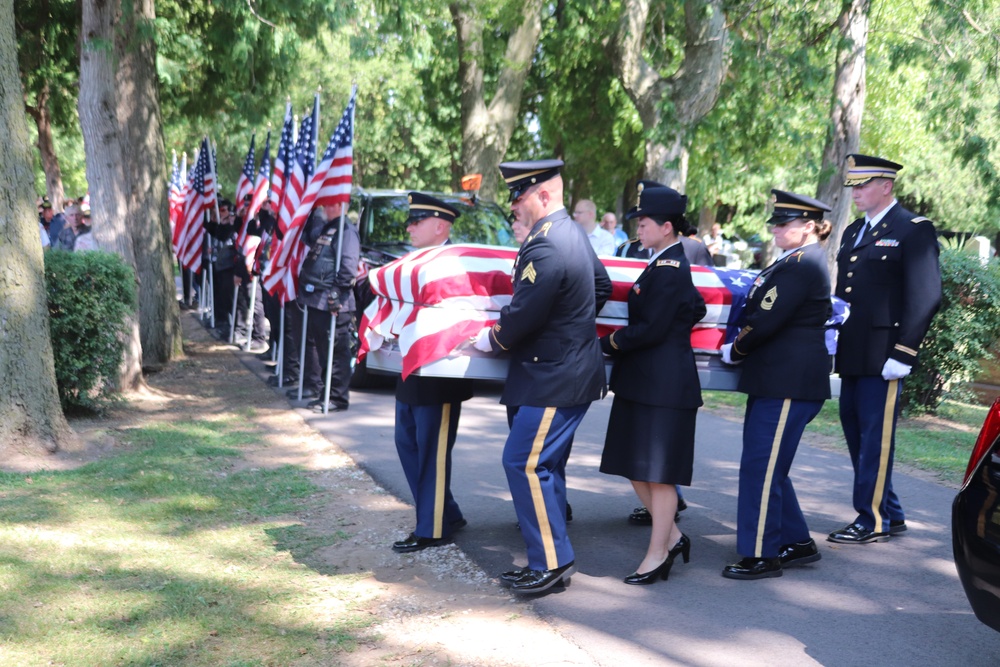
[473, 159, 612, 594]
[296, 202, 361, 413]
[829, 154, 941, 544]
[391, 193, 475, 553]
[599, 186, 705, 585]
[205, 199, 239, 340]
[719, 190, 833, 580]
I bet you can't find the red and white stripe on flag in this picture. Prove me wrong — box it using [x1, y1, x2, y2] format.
[358, 244, 737, 379]
[175, 140, 216, 271]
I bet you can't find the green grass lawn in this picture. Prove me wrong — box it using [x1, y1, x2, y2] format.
[703, 391, 989, 487]
[0, 418, 371, 666]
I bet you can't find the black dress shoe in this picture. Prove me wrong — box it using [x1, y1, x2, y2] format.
[450, 518, 468, 532]
[310, 402, 347, 414]
[628, 505, 683, 526]
[624, 557, 674, 585]
[722, 557, 782, 580]
[509, 561, 577, 594]
[267, 375, 298, 388]
[286, 388, 319, 400]
[827, 522, 889, 544]
[499, 567, 530, 587]
[889, 519, 907, 535]
[566, 503, 573, 523]
[391, 533, 450, 553]
[778, 539, 821, 566]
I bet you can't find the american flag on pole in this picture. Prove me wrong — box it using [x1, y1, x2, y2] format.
[235, 135, 256, 206]
[170, 152, 192, 255]
[358, 245, 756, 378]
[168, 150, 184, 237]
[237, 132, 272, 273]
[270, 101, 293, 212]
[262, 93, 320, 302]
[175, 138, 217, 271]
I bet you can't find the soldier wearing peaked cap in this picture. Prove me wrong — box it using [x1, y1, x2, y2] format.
[472, 158, 612, 594]
[829, 154, 942, 545]
[391, 193, 474, 554]
[614, 181, 712, 267]
[599, 185, 705, 585]
[720, 190, 834, 580]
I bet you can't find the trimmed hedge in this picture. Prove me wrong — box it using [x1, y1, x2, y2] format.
[905, 247, 1000, 413]
[44, 250, 136, 412]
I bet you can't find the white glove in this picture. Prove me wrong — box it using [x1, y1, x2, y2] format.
[881, 358, 912, 381]
[720, 343, 742, 365]
[472, 326, 494, 353]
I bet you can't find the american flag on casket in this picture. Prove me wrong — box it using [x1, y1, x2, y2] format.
[357, 243, 759, 380]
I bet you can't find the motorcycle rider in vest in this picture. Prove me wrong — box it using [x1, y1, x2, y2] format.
[295, 202, 361, 413]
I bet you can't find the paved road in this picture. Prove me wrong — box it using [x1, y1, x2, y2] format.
[241, 353, 999, 666]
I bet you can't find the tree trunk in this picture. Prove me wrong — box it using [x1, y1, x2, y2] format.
[25, 82, 67, 211]
[612, 0, 729, 191]
[79, 0, 143, 390]
[0, 0, 70, 453]
[817, 0, 869, 283]
[117, 0, 182, 368]
[450, 0, 544, 202]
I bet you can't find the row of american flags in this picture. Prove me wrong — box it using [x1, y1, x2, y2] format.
[167, 86, 357, 304]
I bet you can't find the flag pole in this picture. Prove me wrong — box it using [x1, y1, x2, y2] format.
[322, 84, 357, 415]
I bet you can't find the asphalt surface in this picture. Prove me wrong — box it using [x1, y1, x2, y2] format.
[239, 352, 1000, 666]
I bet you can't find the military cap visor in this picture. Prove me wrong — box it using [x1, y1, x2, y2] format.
[406, 192, 461, 224]
[499, 159, 564, 203]
[768, 189, 831, 224]
[844, 154, 903, 187]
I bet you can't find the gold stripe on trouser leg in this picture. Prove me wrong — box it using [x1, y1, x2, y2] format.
[754, 399, 791, 557]
[525, 408, 558, 569]
[870, 380, 898, 532]
[432, 403, 452, 538]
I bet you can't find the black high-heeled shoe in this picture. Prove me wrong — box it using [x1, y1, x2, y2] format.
[667, 533, 691, 564]
[624, 557, 674, 585]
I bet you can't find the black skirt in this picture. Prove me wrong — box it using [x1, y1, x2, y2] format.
[600, 396, 696, 485]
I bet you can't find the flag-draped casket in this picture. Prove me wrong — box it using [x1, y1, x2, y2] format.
[358, 244, 761, 388]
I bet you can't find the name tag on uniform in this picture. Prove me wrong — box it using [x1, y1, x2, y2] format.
[656, 259, 680, 268]
[875, 239, 899, 247]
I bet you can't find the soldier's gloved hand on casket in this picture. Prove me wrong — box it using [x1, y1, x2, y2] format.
[472, 327, 493, 353]
[326, 289, 342, 313]
[881, 358, 911, 381]
[720, 343, 742, 365]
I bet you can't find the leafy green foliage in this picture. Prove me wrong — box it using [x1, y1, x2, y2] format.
[44, 250, 136, 412]
[906, 247, 1000, 413]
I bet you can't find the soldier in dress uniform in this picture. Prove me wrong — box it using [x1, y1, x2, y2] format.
[720, 190, 833, 579]
[472, 159, 612, 594]
[391, 193, 475, 553]
[829, 154, 942, 544]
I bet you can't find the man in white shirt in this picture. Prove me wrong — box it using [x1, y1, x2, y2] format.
[573, 199, 615, 255]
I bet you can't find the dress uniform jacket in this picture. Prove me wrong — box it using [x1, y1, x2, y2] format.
[732, 242, 832, 400]
[615, 238, 650, 260]
[489, 208, 612, 408]
[835, 203, 941, 376]
[605, 242, 706, 409]
[679, 235, 713, 266]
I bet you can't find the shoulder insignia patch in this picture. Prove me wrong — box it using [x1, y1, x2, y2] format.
[911, 216, 931, 224]
[656, 259, 681, 268]
[521, 261, 537, 284]
[539, 221, 553, 236]
[761, 286, 778, 311]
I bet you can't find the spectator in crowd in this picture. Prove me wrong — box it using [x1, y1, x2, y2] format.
[52, 204, 81, 251]
[73, 206, 98, 252]
[704, 223, 725, 257]
[602, 211, 628, 246]
[204, 199, 239, 340]
[573, 198, 616, 255]
[680, 228, 713, 266]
